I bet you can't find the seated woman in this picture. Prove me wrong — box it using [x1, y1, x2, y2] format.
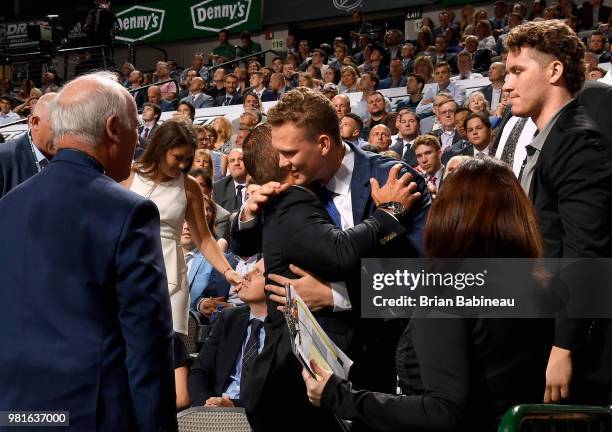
[302, 157, 553, 432]
[466, 90, 501, 128]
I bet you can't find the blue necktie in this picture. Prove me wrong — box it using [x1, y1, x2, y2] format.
[241, 319, 263, 384]
[317, 187, 342, 229]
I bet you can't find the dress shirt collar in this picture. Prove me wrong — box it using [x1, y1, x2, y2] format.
[28, 131, 47, 165]
[249, 312, 267, 322]
[325, 142, 354, 197]
[530, 98, 574, 152]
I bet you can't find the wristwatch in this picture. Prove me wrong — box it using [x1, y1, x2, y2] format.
[378, 201, 407, 218]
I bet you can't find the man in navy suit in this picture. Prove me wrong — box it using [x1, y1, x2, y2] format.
[0, 92, 56, 198]
[214, 73, 244, 106]
[0, 72, 177, 431]
[189, 258, 267, 408]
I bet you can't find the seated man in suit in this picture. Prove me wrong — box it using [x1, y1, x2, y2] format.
[188, 258, 267, 408]
[212, 148, 247, 213]
[147, 85, 174, 112]
[0, 92, 56, 198]
[180, 77, 214, 109]
[457, 111, 493, 157]
[480, 62, 506, 112]
[214, 73, 244, 106]
[414, 134, 445, 196]
[431, 98, 464, 153]
[390, 110, 420, 166]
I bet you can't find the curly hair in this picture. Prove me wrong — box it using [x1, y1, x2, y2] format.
[506, 20, 585, 95]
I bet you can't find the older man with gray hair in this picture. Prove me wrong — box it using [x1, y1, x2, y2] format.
[0, 71, 177, 432]
[0, 92, 57, 198]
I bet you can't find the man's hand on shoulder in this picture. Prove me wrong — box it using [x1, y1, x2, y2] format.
[241, 181, 290, 222]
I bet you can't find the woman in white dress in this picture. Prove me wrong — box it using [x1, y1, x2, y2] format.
[121, 118, 241, 335]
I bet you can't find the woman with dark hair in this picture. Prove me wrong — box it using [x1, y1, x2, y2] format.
[302, 158, 553, 432]
[120, 118, 241, 336]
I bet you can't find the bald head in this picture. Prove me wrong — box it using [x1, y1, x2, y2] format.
[29, 92, 57, 157]
[51, 72, 138, 181]
[368, 124, 392, 150]
[190, 77, 205, 92]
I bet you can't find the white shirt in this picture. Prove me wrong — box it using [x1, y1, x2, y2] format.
[324, 143, 356, 311]
[427, 166, 445, 192]
[450, 72, 484, 82]
[490, 87, 503, 111]
[474, 147, 490, 157]
[233, 181, 247, 204]
[141, 121, 156, 138]
[494, 116, 538, 177]
[184, 249, 196, 274]
[227, 255, 259, 306]
[416, 81, 467, 117]
[0, 111, 20, 125]
[439, 129, 456, 151]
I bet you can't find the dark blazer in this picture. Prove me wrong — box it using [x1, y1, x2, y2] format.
[188, 306, 251, 405]
[577, 80, 612, 148]
[0, 133, 37, 199]
[528, 100, 612, 394]
[135, 123, 159, 160]
[479, 84, 502, 108]
[0, 149, 176, 431]
[440, 139, 469, 165]
[431, 128, 466, 151]
[390, 138, 417, 166]
[214, 92, 244, 107]
[455, 144, 490, 157]
[321, 318, 552, 432]
[238, 146, 431, 430]
[259, 88, 278, 102]
[212, 175, 242, 213]
[231, 142, 430, 259]
[159, 99, 175, 112]
[578, 2, 611, 29]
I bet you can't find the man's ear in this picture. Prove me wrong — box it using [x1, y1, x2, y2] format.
[105, 114, 120, 143]
[549, 60, 565, 85]
[28, 114, 39, 131]
[319, 134, 333, 156]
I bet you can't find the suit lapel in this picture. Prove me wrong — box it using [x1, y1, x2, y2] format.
[17, 134, 38, 178]
[350, 144, 373, 224]
[218, 308, 251, 394]
[188, 253, 204, 286]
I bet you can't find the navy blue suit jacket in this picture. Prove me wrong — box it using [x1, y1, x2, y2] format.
[230, 142, 430, 257]
[0, 149, 177, 431]
[0, 133, 37, 199]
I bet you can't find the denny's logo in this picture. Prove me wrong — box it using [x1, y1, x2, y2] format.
[116, 6, 165, 42]
[191, 0, 252, 32]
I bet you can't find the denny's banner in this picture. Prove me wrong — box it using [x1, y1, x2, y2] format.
[114, 0, 262, 44]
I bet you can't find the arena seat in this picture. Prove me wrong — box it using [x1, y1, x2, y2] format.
[177, 407, 252, 432]
[497, 404, 612, 432]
